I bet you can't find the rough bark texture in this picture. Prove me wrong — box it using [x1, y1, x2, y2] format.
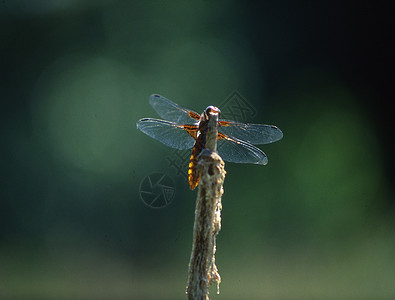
[186, 152, 225, 300]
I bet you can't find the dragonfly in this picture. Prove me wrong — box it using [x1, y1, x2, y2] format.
[137, 94, 283, 190]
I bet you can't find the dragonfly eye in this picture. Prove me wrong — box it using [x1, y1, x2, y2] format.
[205, 106, 221, 118]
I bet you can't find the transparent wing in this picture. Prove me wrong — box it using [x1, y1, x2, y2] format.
[219, 120, 283, 145]
[217, 133, 268, 165]
[149, 94, 200, 125]
[137, 118, 196, 150]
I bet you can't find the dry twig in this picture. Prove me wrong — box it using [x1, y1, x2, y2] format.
[186, 151, 225, 300]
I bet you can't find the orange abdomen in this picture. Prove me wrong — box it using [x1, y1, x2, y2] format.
[188, 142, 202, 190]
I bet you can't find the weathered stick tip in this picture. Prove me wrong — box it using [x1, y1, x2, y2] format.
[186, 151, 226, 300]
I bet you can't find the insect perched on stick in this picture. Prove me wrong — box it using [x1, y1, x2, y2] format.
[137, 94, 283, 189]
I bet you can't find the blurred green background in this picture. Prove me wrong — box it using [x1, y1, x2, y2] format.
[1, 1, 393, 299]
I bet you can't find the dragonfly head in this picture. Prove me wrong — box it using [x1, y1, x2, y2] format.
[203, 106, 221, 121]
